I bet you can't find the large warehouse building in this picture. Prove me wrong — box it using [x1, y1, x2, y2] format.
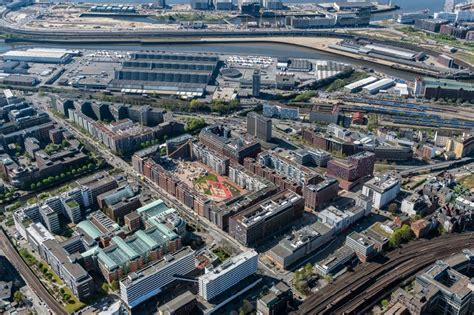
[2, 48, 77, 64]
[109, 52, 220, 96]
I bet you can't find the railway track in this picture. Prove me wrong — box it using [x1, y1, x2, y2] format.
[296, 233, 474, 315]
[0, 228, 66, 315]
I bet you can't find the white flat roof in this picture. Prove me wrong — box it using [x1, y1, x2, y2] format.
[363, 78, 394, 90]
[199, 250, 257, 283]
[345, 76, 378, 90]
[3, 48, 73, 59]
[365, 44, 416, 59]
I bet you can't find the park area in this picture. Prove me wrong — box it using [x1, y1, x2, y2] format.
[194, 173, 242, 201]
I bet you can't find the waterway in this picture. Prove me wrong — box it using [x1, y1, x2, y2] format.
[0, 0, 448, 81]
[74, 0, 445, 12]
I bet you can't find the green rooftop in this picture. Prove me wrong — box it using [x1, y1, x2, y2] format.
[97, 226, 175, 271]
[423, 77, 474, 91]
[76, 220, 102, 240]
[112, 236, 140, 260]
[66, 199, 79, 208]
[136, 199, 169, 218]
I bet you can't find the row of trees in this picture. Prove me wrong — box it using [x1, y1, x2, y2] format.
[29, 161, 103, 190]
[139, 137, 167, 150]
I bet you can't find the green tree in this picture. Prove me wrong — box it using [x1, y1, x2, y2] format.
[388, 203, 398, 214]
[185, 117, 207, 133]
[381, 299, 389, 308]
[30, 183, 36, 190]
[242, 299, 252, 314]
[389, 230, 402, 248]
[367, 114, 378, 131]
[13, 290, 23, 303]
[101, 282, 109, 293]
[303, 263, 313, 278]
[389, 224, 413, 248]
[110, 280, 119, 291]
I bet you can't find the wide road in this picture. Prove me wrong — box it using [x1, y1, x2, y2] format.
[399, 157, 473, 177]
[296, 233, 474, 315]
[0, 228, 66, 315]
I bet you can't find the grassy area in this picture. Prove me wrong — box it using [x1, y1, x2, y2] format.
[370, 222, 392, 239]
[374, 164, 396, 172]
[194, 173, 218, 185]
[290, 90, 318, 103]
[397, 26, 474, 54]
[325, 71, 369, 92]
[459, 174, 474, 190]
[19, 248, 85, 313]
[63, 286, 86, 314]
[19, 248, 37, 266]
[65, 200, 79, 208]
[212, 247, 231, 263]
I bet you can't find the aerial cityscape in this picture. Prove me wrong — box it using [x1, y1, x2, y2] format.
[0, 0, 472, 314]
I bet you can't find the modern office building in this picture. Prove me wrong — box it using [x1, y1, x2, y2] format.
[119, 247, 195, 308]
[397, 11, 431, 24]
[97, 225, 182, 283]
[314, 245, 356, 276]
[262, 103, 299, 120]
[362, 174, 401, 209]
[303, 178, 339, 211]
[229, 190, 304, 247]
[415, 261, 472, 315]
[191, 0, 210, 10]
[213, 0, 233, 10]
[415, 18, 449, 32]
[267, 221, 333, 269]
[199, 125, 260, 163]
[327, 151, 375, 189]
[77, 172, 118, 202]
[25, 222, 55, 258]
[252, 70, 261, 97]
[294, 148, 331, 167]
[257, 150, 323, 186]
[198, 250, 258, 301]
[39, 205, 61, 234]
[97, 185, 141, 222]
[345, 231, 378, 262]
[247, 112, 272, 142]
[317, 196, 372, 234]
